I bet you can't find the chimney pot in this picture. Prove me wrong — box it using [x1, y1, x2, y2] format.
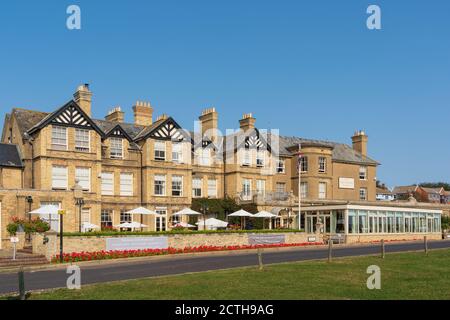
[74, 84, 93, 116]
[352, 130, 368, 157]
[133, 100, 153, 126]
[239, 113, 256, 131]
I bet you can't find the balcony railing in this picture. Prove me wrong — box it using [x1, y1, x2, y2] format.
[237, 190, 292, 203]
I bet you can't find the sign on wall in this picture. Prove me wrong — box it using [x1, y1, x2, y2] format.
[248, 234, 285, 245]
[339, 177, 355, 189]
[106, 237, 169, 251]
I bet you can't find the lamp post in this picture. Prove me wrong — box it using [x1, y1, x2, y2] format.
[201, 202, 209, 231]
[25, 196, 33, 243]
[75, 198, 85, 233]
[72, 180, 84, 233]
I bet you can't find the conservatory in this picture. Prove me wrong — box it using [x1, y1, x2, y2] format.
[302, 204, 442, 243]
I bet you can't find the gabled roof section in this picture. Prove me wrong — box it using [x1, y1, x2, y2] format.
[189, 131, 220, 151]
[11, 108, 49, 138]
[224, 128, 272, 153]
[28, 100, 104, 136]
[0, 143, 23, 168]
[392, 185, 419, 194]
[134, 117, 190, 142]
[103, 124, 134, 141]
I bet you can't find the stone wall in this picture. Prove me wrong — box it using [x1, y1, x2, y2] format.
[32, 232, 58, 261]
[346, 233, 442, 244]
[33, 232, 318, 260]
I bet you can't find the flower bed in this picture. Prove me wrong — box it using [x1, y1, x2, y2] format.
[52, 242, 323, 264]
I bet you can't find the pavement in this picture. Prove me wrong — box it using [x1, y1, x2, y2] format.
[1, 239, 450, 296]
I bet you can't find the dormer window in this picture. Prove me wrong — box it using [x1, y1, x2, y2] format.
[51, 126, 67, 150]
[154, 141, 166, 161]
[110, 137, 123, 159]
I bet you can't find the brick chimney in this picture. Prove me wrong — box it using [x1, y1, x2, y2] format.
[105, 106, 124, 123]
[73, 84, 92, 116]
[132, 101, 153, 126]
[352, 130, 368, 157]
[199, 107, 218, 141]
[239, 113, 256, 131]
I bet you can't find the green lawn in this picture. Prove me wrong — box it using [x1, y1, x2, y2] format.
[26, 249, 450, 300]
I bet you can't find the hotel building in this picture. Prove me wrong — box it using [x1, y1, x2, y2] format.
[0, 84, 443, 247]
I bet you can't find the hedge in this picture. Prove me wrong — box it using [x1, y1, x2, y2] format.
[63, 229, 304, 237]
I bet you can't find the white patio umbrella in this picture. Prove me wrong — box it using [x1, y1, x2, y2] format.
[174, 222, 196, 228]
[254, 211, 278, 229]
[172, 208, 202, 216]
[228, 209, 254, 229]
[81, 222, 100, 232]
[196, 218, 228, 230]
[116, 221, 148, 230]
[29, 205, 60, 216]
[29, 205, 61, 231]
[125, 207, 156, 231]
[172, 207, 202, 229]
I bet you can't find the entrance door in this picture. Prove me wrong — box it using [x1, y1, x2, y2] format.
[155, 209, 167, 231]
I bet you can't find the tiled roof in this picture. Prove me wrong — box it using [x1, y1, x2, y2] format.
[421, 187, 443, 195]
[277, 135, 379, 165]
[11, 107, 146, 141]
[392, 185, 418, 194]
[93, 119, 146, 140]
[0, 143, 23, 168]
[133, 118, 166, 140]
[9, 107, 379, 166]
[376, 187, 394, 195]
[11, 108, 49, 138]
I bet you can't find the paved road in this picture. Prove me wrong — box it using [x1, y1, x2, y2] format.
[1, 240, 450, 295]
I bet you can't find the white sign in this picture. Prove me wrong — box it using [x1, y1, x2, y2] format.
[248, 234, 285, 245]
[106, 237, 168, 251]
[339, 177, 355, 189]
[10, 237, 19, 243]
[307, 236, 317, 242]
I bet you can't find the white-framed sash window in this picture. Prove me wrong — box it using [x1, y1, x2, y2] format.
[52, 166, 68, 190]
[110, 138, 123, 159]
[75, 167, 91, 191]
[51, 126, 67, 150]
[75, 129, 90, 152]
[192, 178, 202, 198]
[207, 179, 217, 198]
[154, 141, 166, 161]
[120, 173, 133, 196]
[172, 175, 183, 197]
[154, 174, 166, 196]
[101, 172, 114, 195]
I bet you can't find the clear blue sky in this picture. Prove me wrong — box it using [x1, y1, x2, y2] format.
[0, 1, 449, 187]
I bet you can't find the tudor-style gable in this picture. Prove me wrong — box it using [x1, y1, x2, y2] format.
[28, 100, 104, 136]
[135, 116, 190, 142]
[149, 117, 187, 141]
[104, 124, 133, 142]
